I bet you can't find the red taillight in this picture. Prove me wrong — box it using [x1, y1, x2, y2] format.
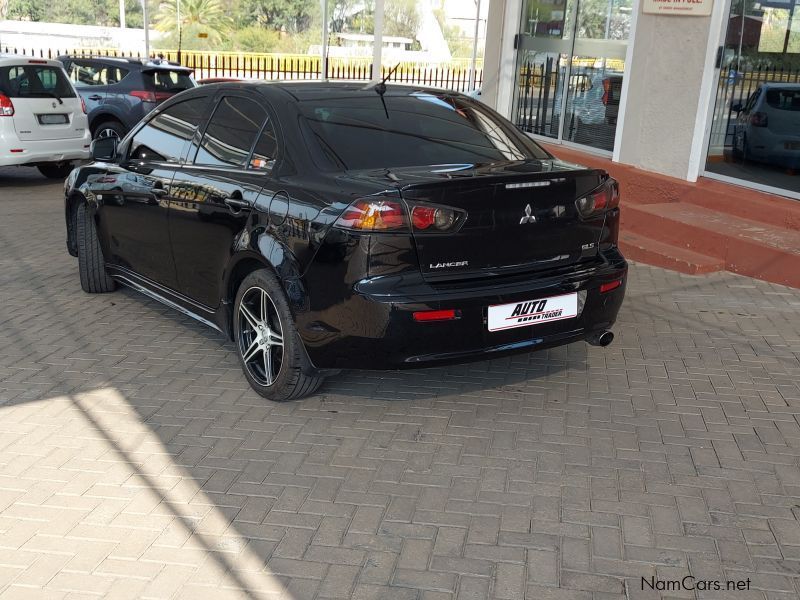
[0, 93, 14, 117]
[750, 112, 768, 127]
[335, 198, 408, 231]
[576, 179, 619, 218]
[129, 90, 157, 103]
[97, 176, 118, 183]
[600, 279, 623, 294]
[410, 205, 461, 232]
[80, 96, 87, 114]
[413, 309, 460, 322]
[28, 59, 48, 64]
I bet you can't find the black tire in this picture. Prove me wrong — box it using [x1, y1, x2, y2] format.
[93, 120, 127, 142]
[76, 202, 116, 294]
[37, 162, 73, 179]
[233, 269, 323, 401]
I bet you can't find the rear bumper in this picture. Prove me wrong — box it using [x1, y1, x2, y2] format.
[300, 249, 628, 370]
[0, 130, 91, 166]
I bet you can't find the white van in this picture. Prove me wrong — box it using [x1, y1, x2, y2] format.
[0, 55, 91, 179]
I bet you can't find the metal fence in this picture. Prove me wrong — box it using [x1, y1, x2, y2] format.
[1, 46, 483, 92]
[709, 65, 800, 151]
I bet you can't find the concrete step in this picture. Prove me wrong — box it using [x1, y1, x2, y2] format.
[619, 231, 724, 275]
[623, 203, 800, 288]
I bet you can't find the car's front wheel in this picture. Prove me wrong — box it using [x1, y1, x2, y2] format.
[76, 202, 116, 294]
[37, 162, 73, 179]
[234, 269, 323, 401]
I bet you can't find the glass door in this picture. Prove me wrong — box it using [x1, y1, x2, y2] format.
[513, 0, 632, 153]
[704, 0, 800, 197]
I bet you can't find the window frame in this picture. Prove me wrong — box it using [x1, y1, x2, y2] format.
[189, 90, 281, 174]
[123, 95, 211, 166]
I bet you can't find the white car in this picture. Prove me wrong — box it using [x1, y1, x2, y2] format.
[732, 83, 800, 169]
[0, 55, 91, 178]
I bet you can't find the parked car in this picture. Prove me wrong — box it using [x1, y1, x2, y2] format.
[0, 55, 90, 178]
[58, 55, 197, 142]
[731, 83, 800, 168]
[64, 82, 627, 401]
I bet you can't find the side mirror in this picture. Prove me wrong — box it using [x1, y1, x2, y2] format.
[91, 137, 117, 162]
[731, 102, 743, 113]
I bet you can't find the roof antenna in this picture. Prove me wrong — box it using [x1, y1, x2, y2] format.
[363, 63, 401, 119]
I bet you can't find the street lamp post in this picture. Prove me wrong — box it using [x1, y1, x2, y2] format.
[142, 0, 150, 58]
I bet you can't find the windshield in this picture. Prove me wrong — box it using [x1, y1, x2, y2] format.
[300, 92, 550, 170]
[0, 64, 76, 99]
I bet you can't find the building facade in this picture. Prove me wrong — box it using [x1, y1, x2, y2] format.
[481, 0, 800, 200]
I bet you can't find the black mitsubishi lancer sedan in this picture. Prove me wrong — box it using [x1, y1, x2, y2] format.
[63, 81, 627, 401]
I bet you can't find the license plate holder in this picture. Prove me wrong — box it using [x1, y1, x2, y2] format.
[488, 292, 578, 332]
[37, 114, 68, 125]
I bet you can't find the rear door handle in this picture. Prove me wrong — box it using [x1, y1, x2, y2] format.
[224, 196, 250, 211]
[88, 95, 103, 101]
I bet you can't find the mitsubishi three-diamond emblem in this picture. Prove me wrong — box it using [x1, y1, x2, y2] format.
[519, 203, 536, 224]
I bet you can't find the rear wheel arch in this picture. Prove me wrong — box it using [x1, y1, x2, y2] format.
[89, 114, 126, 137]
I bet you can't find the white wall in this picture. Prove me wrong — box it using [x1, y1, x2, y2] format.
[480, 0, 727, 182]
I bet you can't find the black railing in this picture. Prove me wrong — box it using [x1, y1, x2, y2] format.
[1, 46, 483, 92]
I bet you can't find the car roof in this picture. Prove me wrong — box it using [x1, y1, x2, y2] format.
[57, 55, 192, 72]
[0, 55, 65, 69]
[201, 80, 465, 101]
[760, 83, 800, 90]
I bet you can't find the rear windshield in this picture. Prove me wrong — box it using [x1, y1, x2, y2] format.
[143, 70, 195, 94]
[0, 64, 76, 99]
[765, 88, 800, 111]
[300, 91, 550, 170]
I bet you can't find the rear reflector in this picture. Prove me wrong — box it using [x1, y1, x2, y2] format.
[600, 279, 623, 294]
[413, 309, 460, 322]
[10, 149, 23, 153]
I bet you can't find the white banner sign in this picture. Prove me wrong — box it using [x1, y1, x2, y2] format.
[643, 0, 713, 16]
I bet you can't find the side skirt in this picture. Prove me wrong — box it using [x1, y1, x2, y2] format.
[107, 267, 226, 335]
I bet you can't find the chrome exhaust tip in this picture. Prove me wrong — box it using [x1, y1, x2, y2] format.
[587, 330, 614, 347]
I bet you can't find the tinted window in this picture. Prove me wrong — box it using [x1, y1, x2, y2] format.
[250, 119, 278, 171]
[66, 61, 129, 87]
[0, 65, 76, 98]
[194, 96, 266, 168]
[300, 92, 549, 170]
[129, 97, 207, 163]
[143, 69, 195, 94]
[765, 88, 800, 111]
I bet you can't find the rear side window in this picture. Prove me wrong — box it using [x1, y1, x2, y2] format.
[194, 96, 267, 168]
[765, 88, 800, 111]
[128, 97, 208, 163]
[143, 70, 195, 94]
[66, 61, 129, 87]
[250, 119, 278, 171]
[0, 64, 76, 98]
[300, 92, 548, 170]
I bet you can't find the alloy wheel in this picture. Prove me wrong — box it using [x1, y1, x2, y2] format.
[237, 286, 284, 387]
[96, 128, 121, 141]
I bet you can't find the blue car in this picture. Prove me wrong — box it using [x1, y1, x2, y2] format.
[59, 55, 197, 142]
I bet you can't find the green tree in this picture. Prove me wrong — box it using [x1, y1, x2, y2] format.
[155, 0, 233, 47]
[237, 0, 318, 33]
[7, 0, 142, 27]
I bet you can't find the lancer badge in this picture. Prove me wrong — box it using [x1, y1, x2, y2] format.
[519, 204, 536, 224]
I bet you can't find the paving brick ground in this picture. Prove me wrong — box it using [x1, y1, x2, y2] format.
[1, 167, 800, 599]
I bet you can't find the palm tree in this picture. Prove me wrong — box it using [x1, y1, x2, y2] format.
[155, 0, 233, 46]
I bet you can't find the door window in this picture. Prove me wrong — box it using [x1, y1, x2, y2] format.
[250, 119, 278, 171]
[194, 96, 267, 168]
[66, 61, 129, 87]
[128, 97, 208, 163]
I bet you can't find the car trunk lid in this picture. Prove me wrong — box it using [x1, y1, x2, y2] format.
[390, 161, 608, 281]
